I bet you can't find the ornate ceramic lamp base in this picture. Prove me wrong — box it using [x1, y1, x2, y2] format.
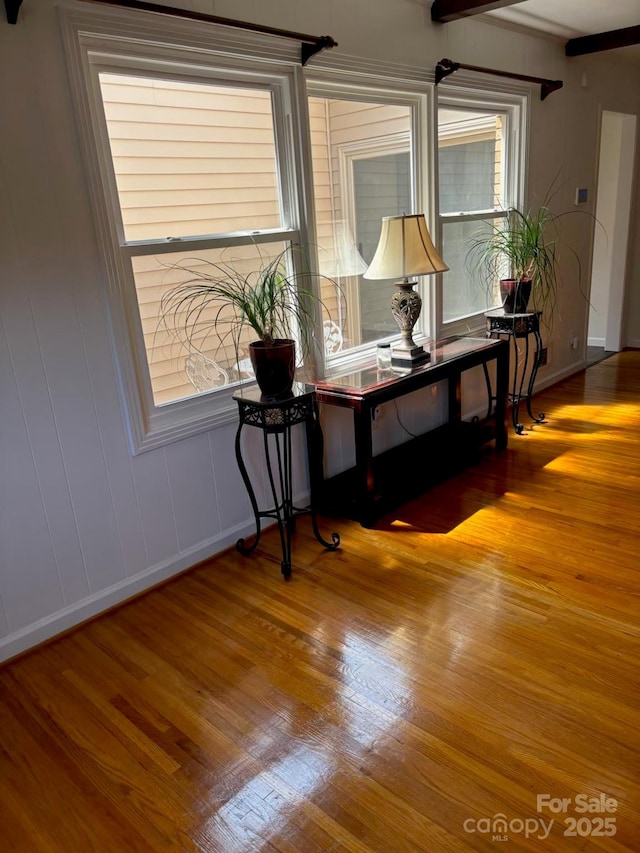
[390, 280, 430, 368]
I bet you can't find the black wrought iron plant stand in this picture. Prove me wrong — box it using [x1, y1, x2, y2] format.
[485, 310, 546, 434]
[233, 387, 340, 579]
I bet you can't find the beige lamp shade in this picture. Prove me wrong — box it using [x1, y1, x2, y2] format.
[363, 213, 449, 280]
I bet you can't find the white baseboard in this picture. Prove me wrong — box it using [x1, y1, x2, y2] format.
[587, 338, 640, 351]
[0, 492, 308, 663]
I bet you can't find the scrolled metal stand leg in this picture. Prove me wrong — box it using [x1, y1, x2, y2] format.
[311, 517, 341, 550]
[267, 431, 292, 579]
[526, 327, 546, 424]
[282, 429, 294, 578]
[511, 339, 524, 435]
[235, 422, 262, 555]
[517, 335, 532, 434]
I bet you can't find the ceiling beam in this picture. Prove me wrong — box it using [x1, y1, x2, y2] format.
[431, 0, 526, 24]
[565, 25, 640, 57]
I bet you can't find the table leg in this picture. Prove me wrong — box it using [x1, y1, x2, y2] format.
[304, 414, 340, 551]
[481, 362, 494, 422]
[448, 369, 462, 424]
[353, 404, 376, 528]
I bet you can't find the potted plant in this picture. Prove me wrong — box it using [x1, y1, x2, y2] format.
[159, 244, 331, 399]
[468, 205, 564, 316]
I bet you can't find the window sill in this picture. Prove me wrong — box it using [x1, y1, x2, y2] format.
[440, 315, 488, 340]
[320, 333, 439, 379]
[131, 381, 256, 454]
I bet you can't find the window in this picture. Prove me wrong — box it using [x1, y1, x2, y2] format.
[98, 73, 293, 406]
[306, 83, 431, 363]
[437, 92, 525, 333]
[64, 12, 310, 451]
[64, 11, 434, 449]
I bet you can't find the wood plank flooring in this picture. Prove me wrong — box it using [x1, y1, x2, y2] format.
[1, 351, 639, 852]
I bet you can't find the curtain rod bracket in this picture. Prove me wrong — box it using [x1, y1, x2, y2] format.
[540, 80, 563, 100]
[435, 58, 562, 100]
[301, 36, 338, 66]
[435, 58, 459, 85]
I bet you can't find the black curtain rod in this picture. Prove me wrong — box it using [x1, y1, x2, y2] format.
[76, 0, 338, 65]
[435, 58, 562, 100]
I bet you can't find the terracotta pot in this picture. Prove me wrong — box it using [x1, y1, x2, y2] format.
[500, 278, 532, 314]
[249, 339, 296, 399]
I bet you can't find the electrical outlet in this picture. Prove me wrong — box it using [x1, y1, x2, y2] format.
[571, 336, 579, 350]
[538, 347, 548, 366]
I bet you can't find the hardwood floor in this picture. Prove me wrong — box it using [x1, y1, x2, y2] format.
[1, 352, 639, 852]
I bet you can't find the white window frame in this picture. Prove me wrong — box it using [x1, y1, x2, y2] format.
[61, 7, 440, 450]
[436, 86, 528, 339]
[61, 8, 314, 453]
[305, 76, 434, 372]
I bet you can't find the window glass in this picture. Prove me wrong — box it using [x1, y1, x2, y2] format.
[308, 95, 414, 353]
[441, 218, 506, 322]
[132, 242, 287, 405]
[353, 152, 411, 341]
[99, 74, 281, 241]
[439, 140, 497, 213]
[438, 106, 514, 324]
[95, 71, 295, 412]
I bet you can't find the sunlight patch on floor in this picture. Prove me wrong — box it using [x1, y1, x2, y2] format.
[550, 401, 640, 427]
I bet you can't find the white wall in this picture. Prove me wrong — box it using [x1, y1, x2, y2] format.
[589, 111, 638, 349]
[589, 116, 620, 345]
[1, 0, 639, 661]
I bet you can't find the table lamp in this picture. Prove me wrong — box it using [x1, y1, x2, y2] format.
[363, 213, 448, 367]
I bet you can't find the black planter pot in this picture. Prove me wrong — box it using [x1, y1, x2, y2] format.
[249, 339, 296, 399]
[500, 278, 532, 314]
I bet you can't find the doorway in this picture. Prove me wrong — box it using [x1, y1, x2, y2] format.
[587, 111, 638, 360]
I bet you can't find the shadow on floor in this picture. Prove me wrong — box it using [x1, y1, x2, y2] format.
[586, 346, 616, 368]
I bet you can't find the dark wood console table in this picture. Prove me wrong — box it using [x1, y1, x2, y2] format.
[315, 336, 509, 527]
